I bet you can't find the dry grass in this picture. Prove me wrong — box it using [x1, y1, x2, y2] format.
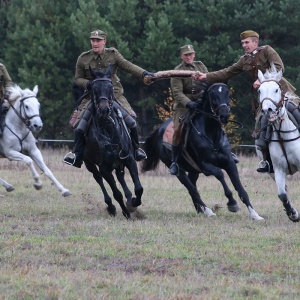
[0, 148, 299, 299]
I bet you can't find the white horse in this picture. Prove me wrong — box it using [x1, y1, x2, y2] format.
[0, 84, 71, 197]
[256, 63, 300, 222]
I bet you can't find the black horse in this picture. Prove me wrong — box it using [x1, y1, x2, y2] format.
[83, 65, 143, 218]
[141, 83, 263, 220]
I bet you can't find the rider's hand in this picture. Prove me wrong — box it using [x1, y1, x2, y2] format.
[186, 101, 198, 110]
[143, 71, 155, 78]
[192, 72, 206, 81]
[253, 79, 261, 89]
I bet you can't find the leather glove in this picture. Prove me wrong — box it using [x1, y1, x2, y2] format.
[143, 71, 155, 78]
[86, 80, 92, 90]
[186, 101, 198, 110]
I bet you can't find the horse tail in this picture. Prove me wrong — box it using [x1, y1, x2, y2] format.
[141, 127, 161, 172]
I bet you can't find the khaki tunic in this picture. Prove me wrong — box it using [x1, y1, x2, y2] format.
[206, 45, 296, 95]
[0, 63, 13, 100]
[171, 61, 208, 138]
[75, 47, 145, 115]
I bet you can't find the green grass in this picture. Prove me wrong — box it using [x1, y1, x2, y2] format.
[0, 149, 299, 299]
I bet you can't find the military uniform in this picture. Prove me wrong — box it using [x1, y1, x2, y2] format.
[205, 45, 297, 97]
[0, 63, 13, 100]
[171, 60, 208, 137]
[75, 47, 145, 116]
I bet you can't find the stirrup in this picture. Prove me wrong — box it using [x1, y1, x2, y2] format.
[169, 162, 179, 176]
[256, 160, 270, 173]
[63, 152, 76, 165]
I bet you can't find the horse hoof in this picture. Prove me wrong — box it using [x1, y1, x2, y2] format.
[227, 204, 240, 212]
[34, 183, 43, 190]
[122, 211, 131, 219]
[126, 200, 137, 213]
[131, 197, 142, 208]
[107, 206, 117, 216]
[6, 185, 15, 192]
[62, 190, 72, 197]
[288, 210, 300, 222]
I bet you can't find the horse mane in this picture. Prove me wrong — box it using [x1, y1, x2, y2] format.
[7, 84, 38, 104]
[258, 62, 282, 83]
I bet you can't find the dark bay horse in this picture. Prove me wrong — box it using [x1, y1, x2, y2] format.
[83, 66, 143, 218]
[141, 83, 263, 220]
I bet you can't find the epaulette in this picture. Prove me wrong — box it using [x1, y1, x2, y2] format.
[79, 50, 92, 57]
[174, 63, 183, 70]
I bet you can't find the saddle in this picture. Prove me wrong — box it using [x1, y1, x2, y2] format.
[162, 112, 203, 173]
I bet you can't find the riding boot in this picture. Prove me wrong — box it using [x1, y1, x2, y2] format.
[63, 130, 85, 168]
[130, 127, 147, 161]
[255, 114, 272, 172]
[257, 148, 274, 173]
[169, 145, 180, 176]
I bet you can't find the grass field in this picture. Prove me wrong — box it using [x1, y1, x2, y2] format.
[0, 148, 299, 300]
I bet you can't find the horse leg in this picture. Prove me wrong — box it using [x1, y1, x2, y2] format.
[101, 171, 131, 219]
[29, 148, 71, 197]
[0, 177, 15, 192]
[222, 163, 264, 220]
[5, 150, 44, 191]
[125, 157, 143, 208]
[115, 167, 137, 213]
[187, 171, 199, 187]
[84, 161, 117, 216]
[275, 171, 300, 222]
[176, 169, 215, 217]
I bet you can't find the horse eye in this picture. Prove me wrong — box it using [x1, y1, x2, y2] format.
[268, 108, 273, 112]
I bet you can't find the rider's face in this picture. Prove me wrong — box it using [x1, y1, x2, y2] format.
[181, 52, 196, 65]
[241, 37, 258, 54]
[90, 38, 106, 54]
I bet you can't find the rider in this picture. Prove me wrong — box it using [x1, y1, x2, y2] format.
[169, 45, 239, 176]
[193, 30, 300, 173]
[0, 63, 13, 136]
[64, 29, 155, 168]
[169, 45, 208, 175]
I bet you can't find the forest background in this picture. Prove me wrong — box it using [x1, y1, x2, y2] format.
[1, 0, 300, 146]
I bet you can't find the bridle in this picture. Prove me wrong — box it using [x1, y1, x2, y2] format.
[7, 95, 40, 129]
[260, 79, 285, 114]
[260, 79, 299, 174]
[91, 78, 114, 113]
[206, 83, 231, 119]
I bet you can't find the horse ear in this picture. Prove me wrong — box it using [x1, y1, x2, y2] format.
[33, 85, 39, 95]
[258, 70, 264, 83]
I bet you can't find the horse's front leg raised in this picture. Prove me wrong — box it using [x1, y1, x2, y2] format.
[275, 170, 300, 222]
[5, 150, 44, 191]
[29, 147, 71, 197]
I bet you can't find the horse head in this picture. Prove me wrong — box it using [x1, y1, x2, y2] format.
[89, 65, 114, 118]
[7, 84, 43, 132]
[202, 83, 231, 124]
[258, 62, 284, 123]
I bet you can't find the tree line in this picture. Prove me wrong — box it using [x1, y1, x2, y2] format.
[1, 0, 299, 145]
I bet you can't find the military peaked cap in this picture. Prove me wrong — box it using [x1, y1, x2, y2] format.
[90, 30, 107, 40]
[240, 30, 259, 40]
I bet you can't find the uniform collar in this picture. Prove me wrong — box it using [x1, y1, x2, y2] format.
[183, 61, 195, 67]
